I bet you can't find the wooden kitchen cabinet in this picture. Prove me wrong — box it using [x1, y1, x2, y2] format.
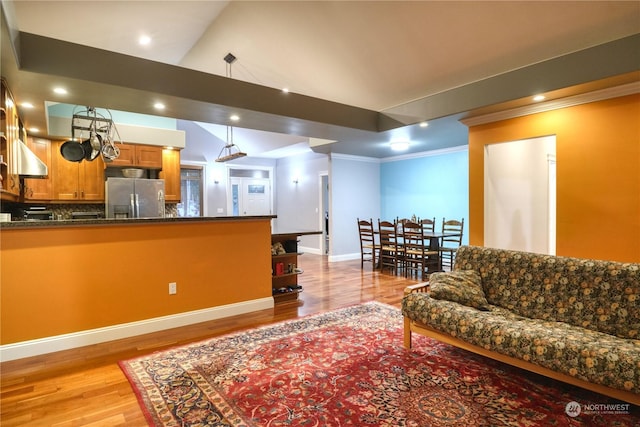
[52, 140, 105, 201]
[1, 79, 20, 199]
[159, 148, 181, 202]
[108, 143, 162, 168]
[23, 137, 53, 200]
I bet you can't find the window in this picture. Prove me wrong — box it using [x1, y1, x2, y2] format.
[178, 166, 203, 217]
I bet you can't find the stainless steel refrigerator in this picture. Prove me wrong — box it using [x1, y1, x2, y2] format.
[105, 178, 165, 219]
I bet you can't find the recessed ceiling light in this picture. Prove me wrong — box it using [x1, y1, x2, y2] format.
[53, 87, 67, 95]
[390, 141, 410, 151]
[230, 114, 240, 122]
[139, 35, 152, 46]
[419, 121, 429, 128]
[22, 102, 34, 109]
[154, 102, 165, 110]
[533, 94, 546, 102]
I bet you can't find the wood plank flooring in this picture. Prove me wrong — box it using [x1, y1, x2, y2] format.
[1, 254, 420, 426]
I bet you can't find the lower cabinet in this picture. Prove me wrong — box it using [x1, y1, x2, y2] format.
[271, 234, 303, 303]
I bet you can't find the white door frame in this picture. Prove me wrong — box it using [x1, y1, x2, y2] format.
[225, 165, 274, 216]
[483, 136, 556, 254]
[547, 154, 557, 255]
[180, 160, 208, 217]
[318, 170, 329, 255]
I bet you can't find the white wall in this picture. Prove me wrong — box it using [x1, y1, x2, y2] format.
[275, 151, 330, 253]
[179, 121, 276, 216]
[484, 135, 556, 253]
[330, 154, 381, 261]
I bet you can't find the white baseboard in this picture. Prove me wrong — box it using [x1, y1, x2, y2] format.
[0, 297, 274, 362]
[329, 252, 361, 263]
[299, 245, 322, 255]
[297, 246, 360, 263]
[298, 248, 366, 263]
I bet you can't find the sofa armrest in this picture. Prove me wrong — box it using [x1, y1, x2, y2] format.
[404, 282, 429, 295]
[403, 282, 430, 348]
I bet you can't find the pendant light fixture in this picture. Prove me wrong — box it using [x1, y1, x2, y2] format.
[216, 53, 248, 162]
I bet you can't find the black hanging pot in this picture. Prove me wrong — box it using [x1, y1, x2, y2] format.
[60, 140, 85, 162]
[82, 133, 102, 161]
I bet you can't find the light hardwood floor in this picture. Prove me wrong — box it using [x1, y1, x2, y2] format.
[1, 254, 420, 426]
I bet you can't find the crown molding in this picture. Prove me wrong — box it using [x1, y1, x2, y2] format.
[461, 82, 640, 127]
[381, 144, 468, 163]
[330, 153, 381, 163]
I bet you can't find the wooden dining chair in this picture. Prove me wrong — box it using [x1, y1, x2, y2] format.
[420, 217, 436, 233]
[402, 221, 439, 279]
[357, 218, 378, 269]
[440, 218, 464, 270]
[378, 220, 403, 275]
[396, 217, 412, 235]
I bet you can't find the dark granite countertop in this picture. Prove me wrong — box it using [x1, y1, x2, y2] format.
[271, 228, 323, 237]
[0, 215, 277, 229]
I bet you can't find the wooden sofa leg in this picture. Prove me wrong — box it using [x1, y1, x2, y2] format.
[403, 317, 412, 349]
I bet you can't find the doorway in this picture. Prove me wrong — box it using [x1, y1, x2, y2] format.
[177, 165, 204, 217]
[227, 167, 273, 216]
[484, 135, 556, 254]
[319, 172, 329, 254]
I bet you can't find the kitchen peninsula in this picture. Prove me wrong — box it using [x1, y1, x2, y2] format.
[0, 216, 275, 361]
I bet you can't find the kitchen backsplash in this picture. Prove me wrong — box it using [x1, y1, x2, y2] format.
[1, 202, 178, 221]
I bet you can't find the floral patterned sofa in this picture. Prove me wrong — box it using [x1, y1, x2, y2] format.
[402, 245, 640, 405]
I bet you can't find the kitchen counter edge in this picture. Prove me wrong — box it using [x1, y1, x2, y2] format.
[0, 215, 277, 229]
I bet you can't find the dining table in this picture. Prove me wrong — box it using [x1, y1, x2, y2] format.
[415, 231, 462, 272]
[375, 226, 462, 273]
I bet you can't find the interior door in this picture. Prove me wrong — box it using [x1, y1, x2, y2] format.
[230, 177, 272, 216]
[243, 178, 271, 215]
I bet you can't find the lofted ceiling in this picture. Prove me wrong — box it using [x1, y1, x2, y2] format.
[1, 0, 639, 159]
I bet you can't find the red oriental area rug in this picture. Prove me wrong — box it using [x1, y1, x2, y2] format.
[119, 302, 639, 426]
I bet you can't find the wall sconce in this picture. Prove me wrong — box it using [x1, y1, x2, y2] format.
[292, 177, 299, 184]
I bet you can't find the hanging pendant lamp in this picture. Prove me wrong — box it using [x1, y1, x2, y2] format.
[216, 53, 247, 162]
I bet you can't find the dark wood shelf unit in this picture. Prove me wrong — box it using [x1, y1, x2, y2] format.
[271, 234, 302, 303]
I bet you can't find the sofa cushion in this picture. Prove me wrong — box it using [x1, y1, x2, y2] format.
[453, 246, 640, 339]
[429, 270, 490, 311]
[402, 291, 640, 394]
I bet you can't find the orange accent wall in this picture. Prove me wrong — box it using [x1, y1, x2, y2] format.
[0, 219, 272, 344]
[469, 94, 640, 262]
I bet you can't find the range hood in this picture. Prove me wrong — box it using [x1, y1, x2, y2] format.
[13, 140, 48, 178]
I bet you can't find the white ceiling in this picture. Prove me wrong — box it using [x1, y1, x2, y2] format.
[3, 0, 640, 158]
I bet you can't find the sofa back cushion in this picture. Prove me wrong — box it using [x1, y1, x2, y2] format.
[429, 270, 491, 311]
[454, 246, 640, 339]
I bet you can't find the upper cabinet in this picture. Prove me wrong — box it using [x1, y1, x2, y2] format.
[108, 143, 162, 168]
[1, 79, 21, 199]
[23, 137, 53, 201]
[51, 140, 105, 201]
[159, 148, 181, 202]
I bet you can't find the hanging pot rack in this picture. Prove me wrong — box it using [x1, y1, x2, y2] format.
[65, 106, 122, 162]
